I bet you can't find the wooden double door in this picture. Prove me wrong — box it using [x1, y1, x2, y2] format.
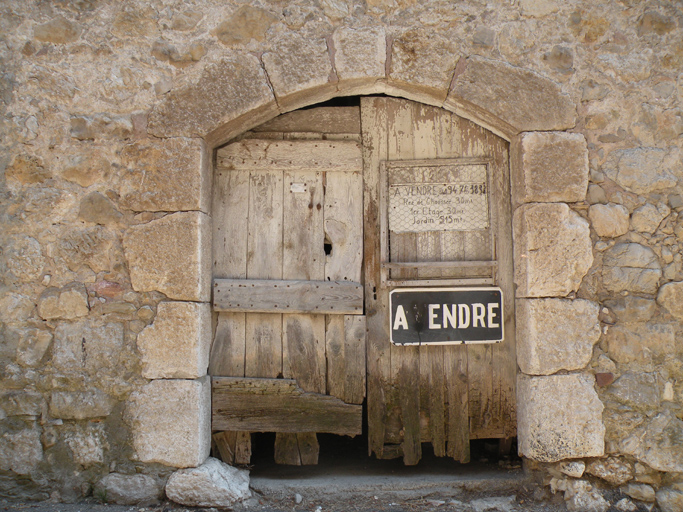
[210, 97, 515, 466]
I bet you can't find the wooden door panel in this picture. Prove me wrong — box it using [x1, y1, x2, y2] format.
[211, 109, 366, 465]
[362, 97, 515, 465]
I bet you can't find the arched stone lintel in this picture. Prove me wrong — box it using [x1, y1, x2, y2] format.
[149, 52, 577, 149]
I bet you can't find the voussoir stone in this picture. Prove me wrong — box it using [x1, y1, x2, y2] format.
[589, 204, 630, 238]
[332, 27, 386, 82]
[389, 29, 460, 98]
[137, 301, 211, 379]
[512, 132, 589, 204]
[166, 457, 251, 508]
[123, 212, 211, 302]
[516, 298, 600, 375]
[126, 377, 210, 468]
[513, 203, 593, 297]
[262, 34, 334, 108]
[148, 52, 276, 139]
[95, 473, 163, 506]
[517, 373, 605, 462]
[447, 56, 576, 133]
[118, 138, 208, 212]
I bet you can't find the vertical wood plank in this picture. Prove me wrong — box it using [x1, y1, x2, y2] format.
[280, 170, 325, 465]
[209, 314, 246, 377]
[387, 98, 421, 465]
[362, 97, 393, 459]
[325, 170, 365, 405]
[245, 171, 284, 379]
[446, 347, 470, 462]
[458, 117, 495, 439]
[211, 170, 249, 379]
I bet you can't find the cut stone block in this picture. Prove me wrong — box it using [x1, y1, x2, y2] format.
[148, 52, 277, 140]
[262, 35, 335, 110]
[137, 302, 211, 379]
[516, 298, 601, 375]
[119, 138, 209, 213]
[517, 373, 605, 462]
[447, 56, 576, 134]
[513, 203, 593, 297]
[511, 132, 589, 204]
[126, 377, 211, 468]
[123, 212, 211, 302]
[388, 29, 460, 100]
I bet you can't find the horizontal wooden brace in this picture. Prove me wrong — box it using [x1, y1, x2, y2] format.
[382, 260, 498, 269]
[212, 377, 362, 436]
[213, 279, 363, 314]
[216, 139, 362, 173]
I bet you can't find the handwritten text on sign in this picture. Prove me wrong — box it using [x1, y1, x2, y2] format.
[388, 165, 489, 233]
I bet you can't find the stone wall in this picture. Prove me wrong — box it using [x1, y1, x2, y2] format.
[1, 0, 682, 510]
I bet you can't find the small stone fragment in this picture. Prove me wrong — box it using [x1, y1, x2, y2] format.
[5, 154, 51, 184]
[586, 457, 634, 486]
[165, 457, 251, 507]
[34, 16, 80, 44]
[564, 480, 609, 512]
[587, 184, 607, 204]
[614, 498, 637, 512]
[171, 10, 203, 31]
[213, 6, 278, 46]
[656, 484, 683, 512]
[603, 147, 676, 195]
[589, 204, 630, 238]
[78, 192, 122, 225]
[656, 281, 683, 321]
[560, 461, 586, 478]
[295, 493, 303, 504]
[95, 473, 163, 506]
[37, 283, 89, 320]
[631, 203, 670, 233]
[602, 243, 661, 294]
[622, 483, 655, 502]
[49, 390, 115, 420]
[595, 373, 614, 387]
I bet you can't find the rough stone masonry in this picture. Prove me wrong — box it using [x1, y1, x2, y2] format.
[0, 1, 682, 511]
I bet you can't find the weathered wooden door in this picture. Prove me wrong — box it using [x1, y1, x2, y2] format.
[210, 98, 515, 466]
[210, 107, 367, 465]
[362, 97, 516, 465]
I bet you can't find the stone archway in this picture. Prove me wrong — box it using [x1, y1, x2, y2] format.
[123, 42, 604, 469]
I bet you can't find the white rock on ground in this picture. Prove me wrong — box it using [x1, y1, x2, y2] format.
[165, 456, 251, 507]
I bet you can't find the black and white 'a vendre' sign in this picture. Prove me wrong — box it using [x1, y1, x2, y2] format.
[390, 287, 503, 345]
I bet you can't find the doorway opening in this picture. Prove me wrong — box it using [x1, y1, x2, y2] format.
[209, 95, 516, 468]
